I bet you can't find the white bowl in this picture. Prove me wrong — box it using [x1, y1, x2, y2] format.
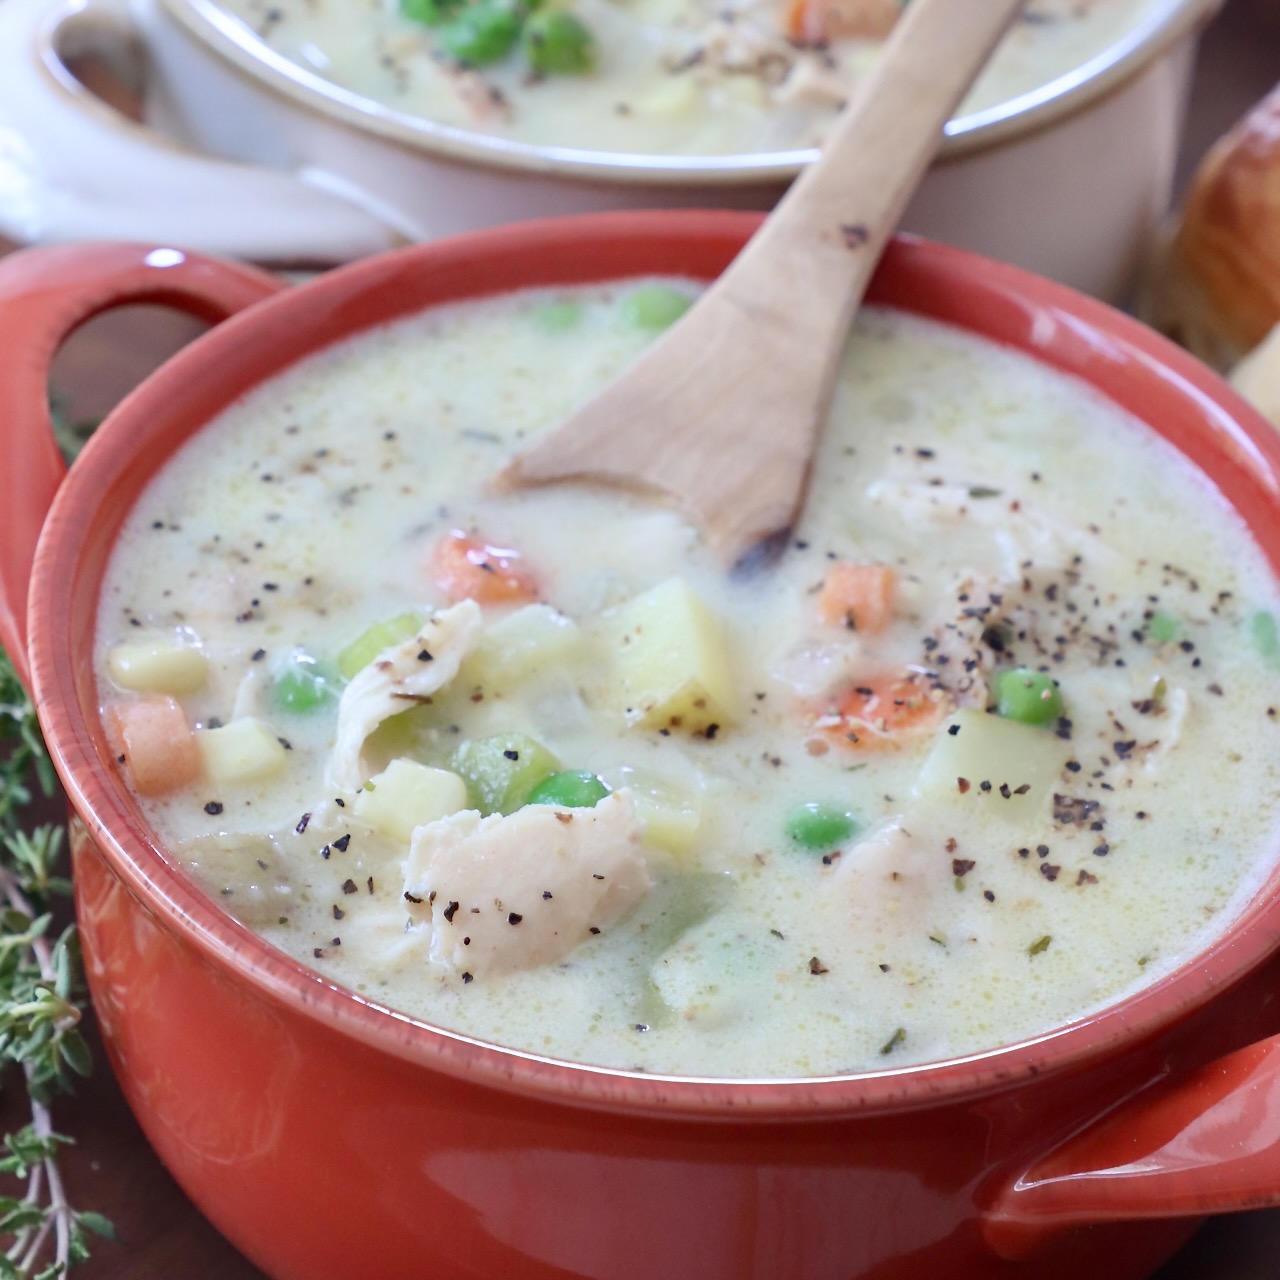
[0, 0, 1221, 295]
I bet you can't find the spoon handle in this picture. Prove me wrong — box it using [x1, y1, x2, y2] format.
[504, 0, 1027, 564]
[720, 0, 1028, 383]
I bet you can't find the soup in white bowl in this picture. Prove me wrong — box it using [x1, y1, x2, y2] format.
[95, 279, 1280, 1078]
[214, 0, 1162, 155]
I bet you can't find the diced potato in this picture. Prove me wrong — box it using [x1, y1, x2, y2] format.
[913, 708, 1065, 820]
[465, 604, 581, 687]
[636, 76, 699, 121]
[600, 766, 702, 856]
[198, 718, 289, 785]
[718, 76, 767, 110]
[354, 759, 469, 844]
[608, 578, 738, 733]
[107, 638, 208, 695]
[450, 732, 561, 814]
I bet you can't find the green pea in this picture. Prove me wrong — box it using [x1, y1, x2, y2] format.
[523, 10, 596, 75]
[621, 284, 692, 331]
[401, 0, 464, 27]
[337, 613, 424, 680]
[785, 802, 856, 851]
[1146, 611, 1179, 644]
[994, 667, 1063, 727]
[532, 299, 582, 332]
[1251, 610, 1280, 668]
[272, 653, 335, 714]
[526, 770, 611, 809]
[450, 733, 561, 814]
[440, 2, 522, 65]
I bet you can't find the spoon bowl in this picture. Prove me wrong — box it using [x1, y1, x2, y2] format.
[498, 0, 1028, 564]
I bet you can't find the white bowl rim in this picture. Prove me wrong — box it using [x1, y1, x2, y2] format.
[157, 0, 1224, 185]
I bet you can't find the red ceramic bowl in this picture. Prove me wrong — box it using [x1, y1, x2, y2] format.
[5, 214, 1280, 1280]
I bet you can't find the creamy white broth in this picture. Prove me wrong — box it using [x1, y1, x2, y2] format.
[216, 0, 1159, 156]
[96, 287, 1280, 1078]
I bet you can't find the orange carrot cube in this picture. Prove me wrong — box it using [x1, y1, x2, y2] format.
[106, 697, 202, 796]
[432, 531, 540, 606]
[784, 0, 900, 44]
[818, 561, 896, 633]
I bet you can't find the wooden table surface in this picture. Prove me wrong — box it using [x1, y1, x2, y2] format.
[4, 1, 1280, 1275]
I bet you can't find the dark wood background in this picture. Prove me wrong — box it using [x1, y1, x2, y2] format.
[3, 1, 1279, 1273]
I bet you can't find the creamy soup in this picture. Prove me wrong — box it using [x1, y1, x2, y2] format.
[213, 0, 1159, 155]
[95, 284, 1280, 1078]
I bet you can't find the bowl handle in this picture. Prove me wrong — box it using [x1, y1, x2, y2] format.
[0, 242, 284, 691]
[982, 1031, 1280, 1258]
[0, 0, 405, 263]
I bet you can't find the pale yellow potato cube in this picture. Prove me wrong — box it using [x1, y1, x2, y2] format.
[636, 76, 699, 121]
[107, 639, 208, 695]
[635, 791, 702, 856]
[601, 767, 703, 856]
[197, 718, 289, 786]
[609, 578, 738, 733]
[914, 709, 1065, 821]
[354, 759, 469, 845]
[466, 604, 581, 688]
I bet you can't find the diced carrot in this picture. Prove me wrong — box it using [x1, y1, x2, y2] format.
[821, 671, 950, 751]
[818, 561, 896, 634]
[432, 530, 540, 606]
[106, 697, 202, 796]
[784, 0, 900, 45]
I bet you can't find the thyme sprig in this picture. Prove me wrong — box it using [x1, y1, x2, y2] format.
[0, 648, 113, 1276]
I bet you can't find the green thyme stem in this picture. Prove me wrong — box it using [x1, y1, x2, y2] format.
[0, 646, 111, 1276]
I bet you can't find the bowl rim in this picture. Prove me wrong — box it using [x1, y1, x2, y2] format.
[154, 0, 1224, 185]
[32, 209, 1280, 1121]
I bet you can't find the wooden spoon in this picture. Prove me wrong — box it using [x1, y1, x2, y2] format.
[498, 0, 1027, 565]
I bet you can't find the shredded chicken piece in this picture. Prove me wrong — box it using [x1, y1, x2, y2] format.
[696, 17, 795, 83]
[773, 57, 848, 108]
[865, 480, 1123, 582]
[445, 66, 513, 122]
[1124, 685, 1190, 771]
[327, 600, 482, 791]
[924, 572, 1011, 708]
[403, 791, 651, 977]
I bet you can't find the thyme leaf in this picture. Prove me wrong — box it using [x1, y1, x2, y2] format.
[0, 646, 111, 1275]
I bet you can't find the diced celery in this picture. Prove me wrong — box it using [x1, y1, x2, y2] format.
[354, 759, 469, 843]
[450, 733, 560, 814]
[197, 718, 289, 785]
[914, 708, 1065, 820]
[107, 638, 208, 695]
[607, 577, 738, 733]
[338, 613, 424, 679]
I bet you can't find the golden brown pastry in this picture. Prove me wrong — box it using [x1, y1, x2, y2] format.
[1150, 83, 1280, 370]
